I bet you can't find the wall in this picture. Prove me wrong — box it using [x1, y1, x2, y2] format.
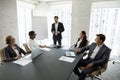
[71, 0, 91, 44]
[0, 0, 18, 47]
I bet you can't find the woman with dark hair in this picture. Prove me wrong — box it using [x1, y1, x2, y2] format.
[74, 31, 88, 48]
[69, 31, 88, 51]
[4, 35, 26, 62]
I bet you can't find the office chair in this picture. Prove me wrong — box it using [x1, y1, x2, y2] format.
[23, 43, 31, 53]
[79, 62, 108, 80]
[79, 49, 111, 80]
[0, 48, 6, 64]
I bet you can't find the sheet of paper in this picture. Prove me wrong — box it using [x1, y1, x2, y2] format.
[13, 58, 32, 66]
[40, 48, 51, 51]
[59, 56, 75, 63]
[65, 51, 76, 57]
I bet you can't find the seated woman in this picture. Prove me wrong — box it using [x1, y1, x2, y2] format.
[4, 35, 26, 62]
[70, 31, 88, 51]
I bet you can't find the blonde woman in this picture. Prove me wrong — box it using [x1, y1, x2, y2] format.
[4, 35, 26, 62]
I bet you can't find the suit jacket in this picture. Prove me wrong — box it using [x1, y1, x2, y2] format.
[79, 42, 111, 67]
[75, 37, 88, 48]
[51, 22, 64, 39]
[4, 44, 26, 62]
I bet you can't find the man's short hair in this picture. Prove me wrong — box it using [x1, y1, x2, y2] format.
[54, 16, 59, 19]
[29, 31, 36, 36]
[96, 34, 106, 42]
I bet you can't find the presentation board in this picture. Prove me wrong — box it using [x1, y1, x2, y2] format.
[32, 16, 48, 40]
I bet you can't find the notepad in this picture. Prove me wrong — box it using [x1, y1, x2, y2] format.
[40, 48, 51, 51]
[59, 56, 75, 63]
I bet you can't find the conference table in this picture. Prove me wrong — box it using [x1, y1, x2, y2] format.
[0, 47, 82, 80]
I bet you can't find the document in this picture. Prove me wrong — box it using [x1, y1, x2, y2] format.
[65, 51, 76, 57]
[13, 58, 32, 66]
[40, 48, 51, 51]
[59, 56, 75, 63]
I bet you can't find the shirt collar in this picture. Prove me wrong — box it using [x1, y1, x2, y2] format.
[97, 43, 104, 48]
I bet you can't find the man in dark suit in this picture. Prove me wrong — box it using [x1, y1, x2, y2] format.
[51, 16, 64, 46]
[74, 34, 111, 80]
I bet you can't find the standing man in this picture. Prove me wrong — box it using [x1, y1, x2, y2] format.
[51, 16, 65, 46]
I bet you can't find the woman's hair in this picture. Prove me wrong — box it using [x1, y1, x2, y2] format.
[81, 31, 86, 35]
[6, 35, 14, 44]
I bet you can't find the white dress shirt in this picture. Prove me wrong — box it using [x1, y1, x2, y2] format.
[90, 44, 103, 59]
[55, 22, 58, 33]
[28, 39, 40, 50]
[12, 47, 20, 56]
[76, 38, 82, 48]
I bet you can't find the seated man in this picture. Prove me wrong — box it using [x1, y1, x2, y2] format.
[69, 31, 88, 51]
[28, 31, 46, 50]
[73, 34, 111, 80]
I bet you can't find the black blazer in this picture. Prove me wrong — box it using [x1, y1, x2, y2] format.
[51, 22, 64, 39]
[75, 36, 88, 48]
[4, 44, 26, 62]
[79, 42, 111, 67]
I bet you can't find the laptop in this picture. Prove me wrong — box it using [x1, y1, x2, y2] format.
[69, 44, 80, 51]
[46, 44, 62, 48]
[24, 48, 43, 59]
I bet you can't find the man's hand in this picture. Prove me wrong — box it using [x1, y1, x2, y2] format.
[86, 63, 94, 69]
[40, 45, 46, 48]
[52, 31, 55, 34]
[75, 49, 80, 54]
[55, 32, 58, 35]
[57, 31, 60, 34]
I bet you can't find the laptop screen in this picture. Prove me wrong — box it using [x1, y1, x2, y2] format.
[31, 48, 43, 59]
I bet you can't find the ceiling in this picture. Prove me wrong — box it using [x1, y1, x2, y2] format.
[19, 0, 72, 4]
[19, 0, 116, 4]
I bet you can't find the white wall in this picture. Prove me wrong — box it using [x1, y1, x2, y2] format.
[71, 0, 91, 44]
[0, 0, 18, 47]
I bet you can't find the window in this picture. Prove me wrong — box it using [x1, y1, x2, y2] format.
[47, 1, 72, 46]
[17, 1, 34, 47]
[90, 8, 120, 57]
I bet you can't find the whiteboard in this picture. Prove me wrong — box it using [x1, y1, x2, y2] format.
[32, 16, 48, 40]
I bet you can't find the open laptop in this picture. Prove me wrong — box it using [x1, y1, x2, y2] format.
[24, 48, 43, 59]
[69, 44, 80, 51]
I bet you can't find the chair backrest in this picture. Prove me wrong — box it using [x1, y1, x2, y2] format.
[0, 48, 6, 63]
[23, 43, 31, 53]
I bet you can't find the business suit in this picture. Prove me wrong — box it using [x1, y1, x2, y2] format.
[4, 44, 26, 62]
[51, 22, 64, 45]
[74, 37, 88, 48]
[74, 42, 111, 80]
